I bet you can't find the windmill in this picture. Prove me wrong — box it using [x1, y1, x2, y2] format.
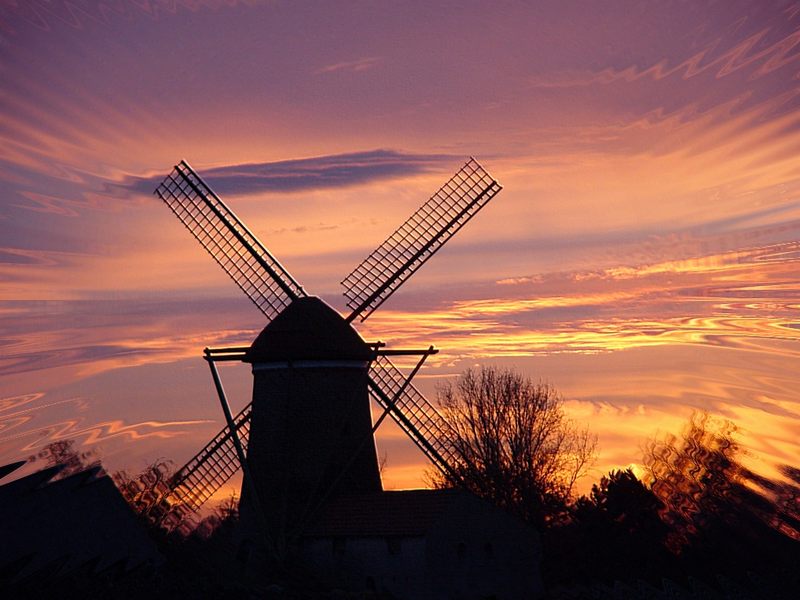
[149, 158, 502, 541]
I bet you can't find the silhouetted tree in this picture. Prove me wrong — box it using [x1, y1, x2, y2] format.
[574, 468, 665, 537]
[194, 492, 240, 540]
[772, 464, 800, 540]
[430, 366, 596, 528]
[644, 412, 742, 552]
[642, 412, 800, 590]
[553, 469, 671, 583]
[28, 439, 99, 479]
[112, 459, 190, 533]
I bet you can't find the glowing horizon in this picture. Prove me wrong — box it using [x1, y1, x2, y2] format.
[2, 1, 799, 504]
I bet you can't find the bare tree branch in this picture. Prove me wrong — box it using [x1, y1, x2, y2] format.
[430, 366, 596, 528]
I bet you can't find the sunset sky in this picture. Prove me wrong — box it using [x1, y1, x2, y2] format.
[1, 1, 799, 503]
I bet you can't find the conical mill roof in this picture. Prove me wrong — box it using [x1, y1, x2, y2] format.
[245, 296, 372, 362]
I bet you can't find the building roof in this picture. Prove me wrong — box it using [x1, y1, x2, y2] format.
[0, 462, 162, 583]
[246, 296, 372, 362]
[301, 489, 466, 537]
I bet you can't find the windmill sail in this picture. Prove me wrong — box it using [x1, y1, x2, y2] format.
[367, 355, 457, 477]
[147, 157, 494, 527]
[155, 160, 306, 320]
[157, 356, 458, 522]
[162, 403, 253, 529]
[342, 158, 502, 322]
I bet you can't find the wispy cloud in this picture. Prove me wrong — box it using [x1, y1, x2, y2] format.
[359, 241, 800, 360]
[528, 23, 800, 89]
[0, 298, 261, 378]
[1, 416, 214, 453]
[123, 149, 454, 197]
[0, 0, 262, 33]
[314, 56, 382, 75]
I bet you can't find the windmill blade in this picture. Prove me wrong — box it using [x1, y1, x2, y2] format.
[367, 355, 458, 477]
[163, 403, 252, 527]
[155, 160, 306, 320]
[342, 158, 502, 322]
[147, 358, 459, 528]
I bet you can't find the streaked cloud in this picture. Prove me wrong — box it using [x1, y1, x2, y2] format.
[360, 241, 800, 359]
[0, 298, 262, 378]
[528, 23, 800, 88]
[0, 0, 263, 32]
[123, 150, 453, 197]
[1, 0, 799, 497]
[1, 415, 214, 455]
[314, 56, 382, 75]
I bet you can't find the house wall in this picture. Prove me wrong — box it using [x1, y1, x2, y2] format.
[297, 496, 543, 600]
[298, 536, 428, 599]
[426, 494, 543, 600]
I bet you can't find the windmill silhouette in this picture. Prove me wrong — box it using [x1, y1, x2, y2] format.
[150, 158, 502, 539]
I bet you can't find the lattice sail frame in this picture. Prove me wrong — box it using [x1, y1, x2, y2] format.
[162, 404, 252, 528]
[342, 158, 502, 321]
[367, 356, 458, 476]
[155, 161, 306, 321]
[159, 356, 458, 527]
[149, 157, 501, 520]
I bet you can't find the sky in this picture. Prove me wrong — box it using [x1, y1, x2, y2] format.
[1, 0, 799, 503]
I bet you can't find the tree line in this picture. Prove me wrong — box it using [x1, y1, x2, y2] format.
[24, 365, 800, 595]
[432, 367, 800, 593]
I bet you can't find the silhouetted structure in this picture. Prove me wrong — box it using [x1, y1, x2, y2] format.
[301, 489, 541, 599]
[0, 461, 161, 589]
[149, 158, 544, 597]
[151, 158, 503, 523]
[240, 297, 381, 547]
